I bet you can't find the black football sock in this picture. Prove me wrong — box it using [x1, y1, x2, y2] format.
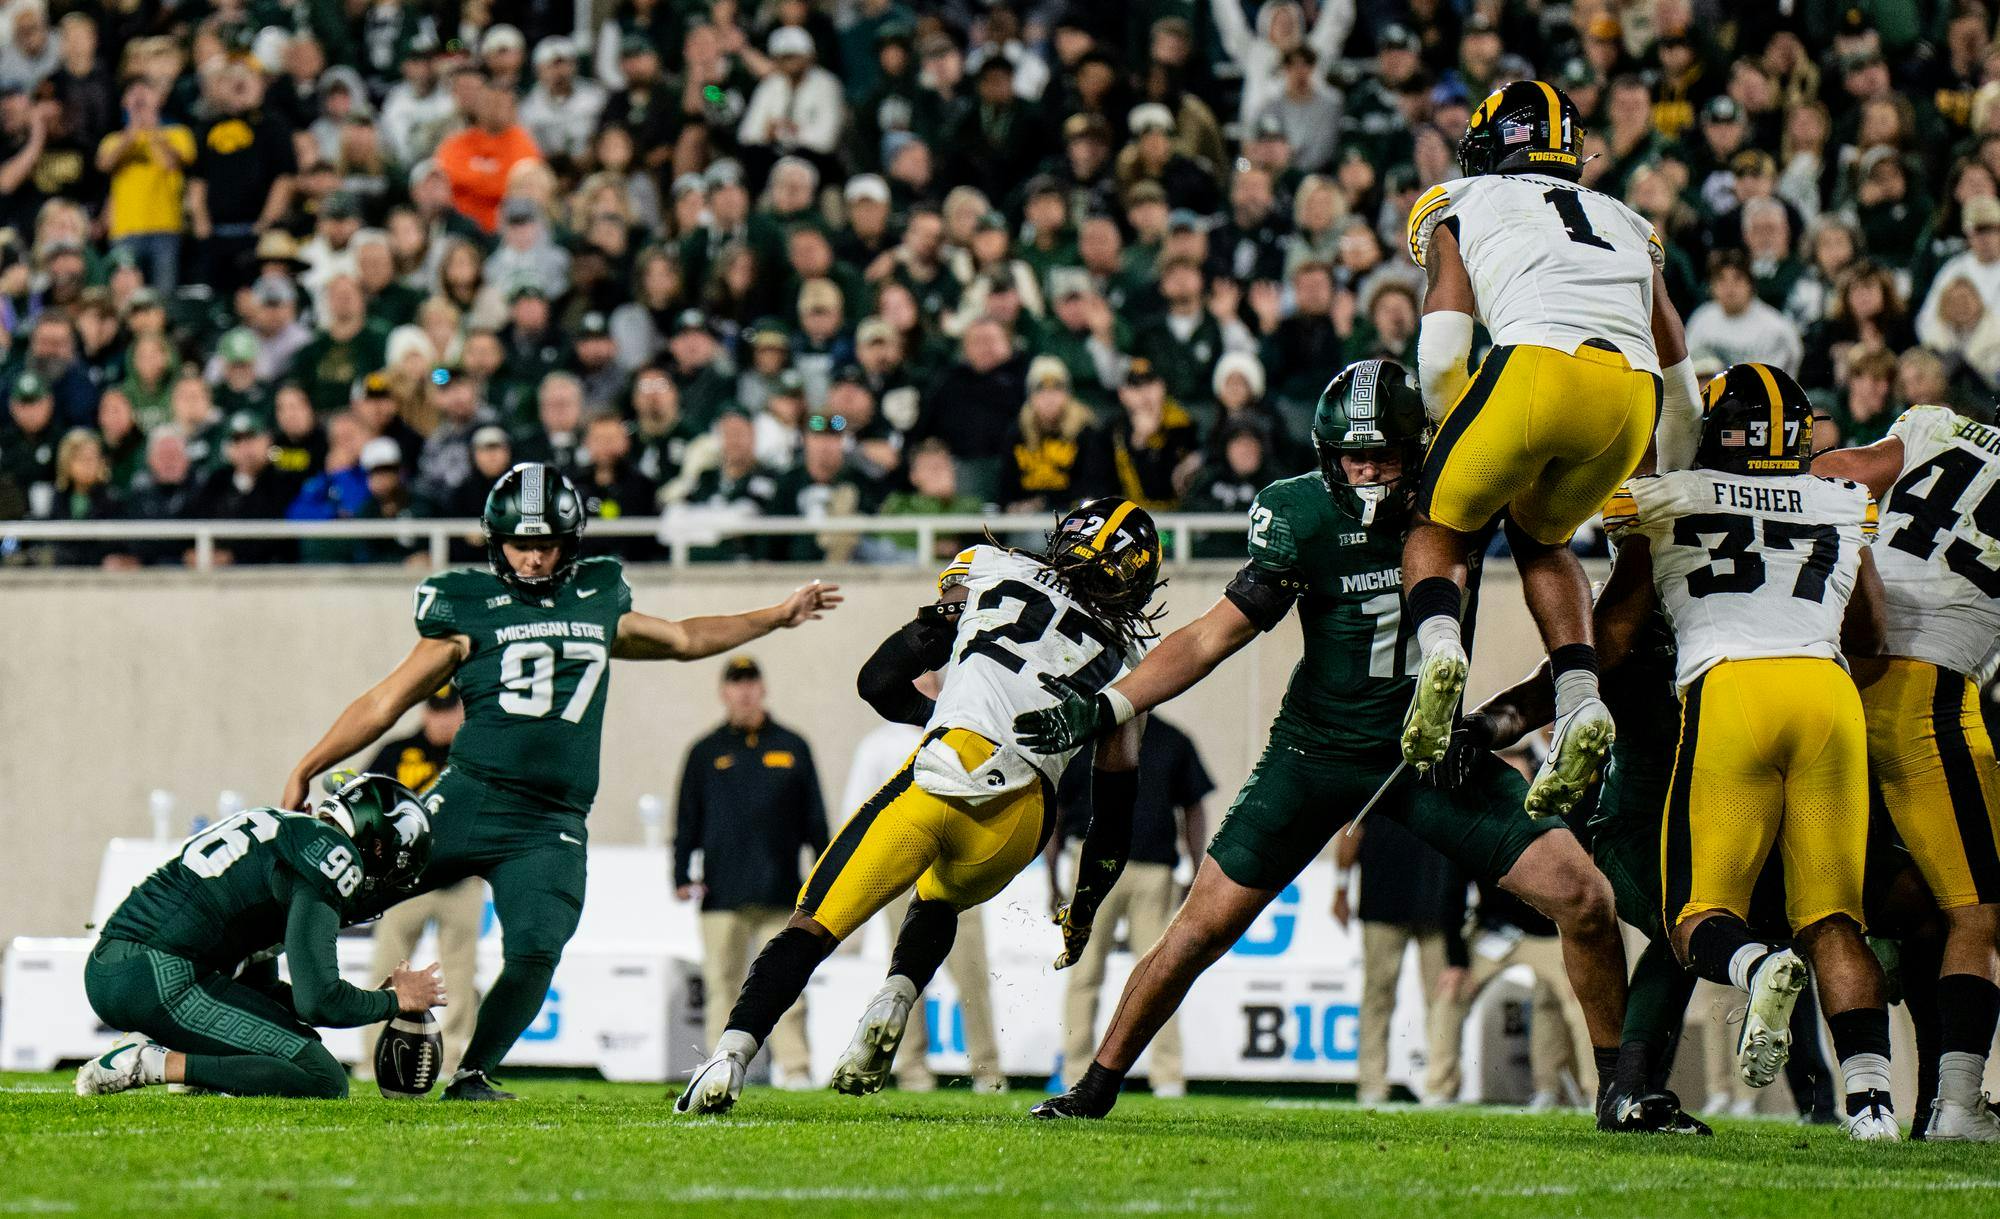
[726, 926, 834, 1046]
[459, 955, 555, 1076]
[1936, 974, 2000, 1111]
[1592, 1046, 1620, 1108]
[1408, 577, 1462, 657]
[1683, 916, 1774, 989]
[1826, 1006, 1893, 1116]
[1068, 1060, 1126, 1115]
[887, 898, 960, 993]
[1783, 979, 1835, 1119]
[1622, 937, 1696, 1092]
[1901, 931, 1945, 1133]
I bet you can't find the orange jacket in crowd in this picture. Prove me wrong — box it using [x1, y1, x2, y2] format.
[432, 124, 541, 233]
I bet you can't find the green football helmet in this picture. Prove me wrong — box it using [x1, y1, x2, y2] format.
[314, 771, 432, 896]
[1312, 359, 1430, 526]
[482, 462, 586, 597]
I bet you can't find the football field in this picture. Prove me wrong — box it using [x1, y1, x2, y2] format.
[8, 1074, 2000, 1218]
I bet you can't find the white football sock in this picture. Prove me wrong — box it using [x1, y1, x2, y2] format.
[138, 1044, 167, 1086]
[717, 1029, 759, 1061]
[1727, 944, 1773, 992]
[1841, 1052, 1892, 1100]
[1939, 1050, 1987, 1109]
[1553, 668, 1601, 720]
[1416, 615, 1462, 660]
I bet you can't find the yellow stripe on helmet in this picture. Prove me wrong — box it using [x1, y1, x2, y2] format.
[1090, 500, 1136, 550]
[1749, 363, 1785, 455]
[1533, 80, 1564, 149]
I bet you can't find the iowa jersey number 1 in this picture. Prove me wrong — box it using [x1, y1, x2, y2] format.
[1544, 189, 1614, 251]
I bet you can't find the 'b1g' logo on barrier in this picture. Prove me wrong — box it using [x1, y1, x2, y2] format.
[1241, 1003, 1359, 1062]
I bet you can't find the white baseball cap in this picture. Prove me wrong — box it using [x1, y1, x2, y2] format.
[843, 174, 890, 205]
[767, 26, 814, 57]
[532, 35, 577, 66]
[361, 437, 403, 472]
[481, 24, 526, 55]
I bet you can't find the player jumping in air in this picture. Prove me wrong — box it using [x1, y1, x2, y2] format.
[1015, 361, 1631, 1125]
[1400, 79, 1697, 821]
[676, 499, 1161, 1115]
[282, 463, 842, 1100]
[76, 774, 439, 1099]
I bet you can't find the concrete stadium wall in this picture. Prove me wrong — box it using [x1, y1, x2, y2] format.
[0, 561, 1557, 961]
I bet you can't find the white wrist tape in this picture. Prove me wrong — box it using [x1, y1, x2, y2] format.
[1100, 687, 1137, 726]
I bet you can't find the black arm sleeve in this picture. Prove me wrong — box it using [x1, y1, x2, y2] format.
[1069, 767, 1138, 918]
[856, 607, 958, 726]
[1223, 560, 1306, 633]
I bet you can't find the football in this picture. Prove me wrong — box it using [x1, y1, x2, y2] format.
[374, 1011, 442, 1100]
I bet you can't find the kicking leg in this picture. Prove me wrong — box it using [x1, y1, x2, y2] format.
[1031, 857, 1276, 1119]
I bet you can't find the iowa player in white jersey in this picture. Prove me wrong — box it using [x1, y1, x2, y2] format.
[1816, 404, 2000, 1141]
[1595, 364, 1901, 1141]
[676, 500, 1161, 1115]
[1399, 80, 1701, 823]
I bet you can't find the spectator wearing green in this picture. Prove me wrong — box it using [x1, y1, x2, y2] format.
[870, 437, 981, 563]
[211, 329, 273, 421]
[288, 273, 389, 415]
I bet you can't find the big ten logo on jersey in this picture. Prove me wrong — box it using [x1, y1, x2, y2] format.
[1229, 884, 1300, 957]
[522, 987, 561, 1042]
[1240, 1001, 1360, 1063]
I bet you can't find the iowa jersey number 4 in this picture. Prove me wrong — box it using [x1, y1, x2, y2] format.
[959, 578, 1121, 699]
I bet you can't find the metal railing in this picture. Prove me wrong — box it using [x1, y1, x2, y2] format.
[0, 512, 1252, 571]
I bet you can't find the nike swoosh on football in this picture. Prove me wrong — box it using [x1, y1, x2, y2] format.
[559, 832, 583, 845]
[578, 588, 600, 598]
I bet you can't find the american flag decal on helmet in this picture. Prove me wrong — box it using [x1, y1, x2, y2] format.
[1501, 119, 1533, 145]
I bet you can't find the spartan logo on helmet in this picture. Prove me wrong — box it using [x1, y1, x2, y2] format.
[1312, 359, 1429, 526]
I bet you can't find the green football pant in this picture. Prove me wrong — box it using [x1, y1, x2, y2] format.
[82, 938, 348, 1098]
[418, 767, 589, 1076]
[1208, 739, 1558, 892]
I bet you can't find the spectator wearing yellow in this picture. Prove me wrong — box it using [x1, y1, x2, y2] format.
[1000, 355, 1108, 514]
[95, 78, 192, 292]
[1108, 357, 1198, 511]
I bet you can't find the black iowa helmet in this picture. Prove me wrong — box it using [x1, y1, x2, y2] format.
[482, 462, 586, 597]
[1460, 80, 1584, 181]
[1312, 359, 1430, 526]
[1696, 363, 1815, 476]
[1043, 497, 1163, 634]
[314, 771, 433, 898]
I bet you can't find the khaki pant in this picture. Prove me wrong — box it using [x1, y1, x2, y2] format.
[1426, 932, 1594, 1101]
[1060, 861, 1182, 1088]
[880, 892, 1004, 1089]
[701, 906, 810, 1076]
[1358, 921, 1447, 1102]
[359, 878, 485, 1080]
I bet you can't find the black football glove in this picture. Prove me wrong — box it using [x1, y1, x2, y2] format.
[1422, 714, 1497, 792]
[1013, 691, 1116, 755]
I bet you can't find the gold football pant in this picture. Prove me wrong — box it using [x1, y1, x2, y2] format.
[1418, 341, 1660, 544]
[1858, 658, 2000, 909]
[1662, 657, 1870, 932]
[798, 728, 1052, 940]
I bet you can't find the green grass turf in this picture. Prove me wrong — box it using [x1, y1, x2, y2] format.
[6, 1072, 2000, 1218]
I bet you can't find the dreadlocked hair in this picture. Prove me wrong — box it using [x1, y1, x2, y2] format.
[982, 525, 1169, 651]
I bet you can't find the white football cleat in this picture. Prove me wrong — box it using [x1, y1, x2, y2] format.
[1525, 697, 1615, 819]
[1737, 949, 1806, 1089]
[675, 1046, 748, 1115]
[1151, 1080, 1186, 1100]
[74, 1032, 151, 1097]
[1927, 1096, 2000, 1142]
[1400, 640, 1468, 769]
[830, 976, 918, 1097]
[1846, 1092, 1901, 1142]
